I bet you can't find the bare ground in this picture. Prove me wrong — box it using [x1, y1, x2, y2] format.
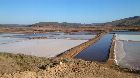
[0, 53, 139, 78]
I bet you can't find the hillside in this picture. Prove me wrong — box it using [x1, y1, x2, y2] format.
[106, 16, 140, 26]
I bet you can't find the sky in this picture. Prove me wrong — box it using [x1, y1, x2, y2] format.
[0, 0, 140, 24]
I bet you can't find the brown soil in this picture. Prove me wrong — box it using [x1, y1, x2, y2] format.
[0, 53, 139, 78]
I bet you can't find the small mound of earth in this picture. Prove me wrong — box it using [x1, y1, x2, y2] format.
[40, 59, 139, 78]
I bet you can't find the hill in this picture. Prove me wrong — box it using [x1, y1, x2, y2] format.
[32, 22, 83, 27]
[0, 24, 27, 27]
[106, 16, 140, 26]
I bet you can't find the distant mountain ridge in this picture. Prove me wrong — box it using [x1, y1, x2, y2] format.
[0, 24, 27, 27]
[106, 16, 140, 26]
[1, 16, 140, 27]
[32, 22, 94, 27]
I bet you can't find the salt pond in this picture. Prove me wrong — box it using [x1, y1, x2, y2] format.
[16, 32, 96, 40]
[0, 39, 87, 57]
[114, 34, 140, 70]
[115, 34, 140, 41]
[0, 32, 95, 57]
[0, 33, 27, 44]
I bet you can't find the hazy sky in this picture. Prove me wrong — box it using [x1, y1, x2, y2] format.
[0, 0, 140, 24]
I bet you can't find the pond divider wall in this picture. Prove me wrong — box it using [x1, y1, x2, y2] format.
[107, 34, 116, 65]
[56, 33, 106, 58]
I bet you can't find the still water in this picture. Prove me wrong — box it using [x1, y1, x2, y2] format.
[75, 34, 113, 62]
[0, 32, 96, 44]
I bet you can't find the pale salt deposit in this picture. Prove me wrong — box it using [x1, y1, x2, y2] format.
[115, 34, 140, 41]
[114, 34, 140, 70]
[114, 40, 126, 65]
[0, 39, 87, 57]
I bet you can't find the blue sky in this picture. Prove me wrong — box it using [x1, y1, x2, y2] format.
[0, 0, 140, 24]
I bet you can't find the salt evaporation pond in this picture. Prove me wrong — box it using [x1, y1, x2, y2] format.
[75, 34, 113, 62]
[114, 33, 140, 70]
[0, 39, 87, 57]
[16, 32, 96, 40]
[115, 35, 140, 41]
[0, 33, 27, 44]
[110, 31, 140, 35]
[0, 32, 96, 57]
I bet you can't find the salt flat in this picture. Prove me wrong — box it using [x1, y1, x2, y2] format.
[0, 39, 87, 57]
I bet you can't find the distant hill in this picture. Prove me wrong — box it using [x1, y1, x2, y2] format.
[0, 24, 27, 27]
[32, 22, 85, 27]
[1, 16, 140, 27]
[106, 16, 140, 26]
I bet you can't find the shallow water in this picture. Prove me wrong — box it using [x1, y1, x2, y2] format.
[14, 32, 96, 40]
[0, 32, 96, 44]
[110, 31, 140, 35]
[114, 40, 140, 70]
[75, 34, 113, 62]
[114, 32, 140, 70]
[115, 34, 140, 41]
[0, 33, 26, 44]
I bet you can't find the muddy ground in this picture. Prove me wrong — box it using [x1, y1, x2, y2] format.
[0, 52, 139, 78]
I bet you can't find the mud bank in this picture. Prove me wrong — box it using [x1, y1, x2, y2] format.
[57, 33, 106, 58]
